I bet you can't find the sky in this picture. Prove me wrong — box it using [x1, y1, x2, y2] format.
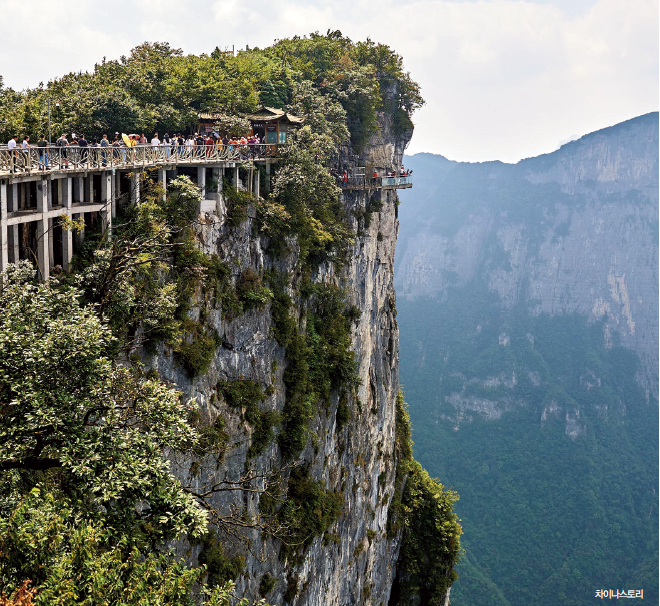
[1, 0, 657, 162]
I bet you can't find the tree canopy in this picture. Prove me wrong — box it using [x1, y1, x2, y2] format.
[0, 32, 423, 153]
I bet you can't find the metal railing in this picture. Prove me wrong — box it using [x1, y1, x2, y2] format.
[338, 175, 412, 189]
[0, 143, 281, 176]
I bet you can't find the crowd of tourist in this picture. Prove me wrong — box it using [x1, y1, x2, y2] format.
[4, 130, 271, 171]
[330, 166, 413, 187]
[4, 132, 413, 186]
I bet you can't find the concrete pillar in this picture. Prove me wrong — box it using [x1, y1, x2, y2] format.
[10, 226, 19, 264]
[87, 175, 94, 203]
[0, 182, 8, 271]
[36, 179, 49, 280]
[253, 169, 260, 198]
[61, 178, 73, 271]
[9, 183, 17, 212]
[130, 171, 140, 205]
[101, 172, 113, 222]
[158, 169, 167, 201]
[233, 166, 239, 189]
[197, 166, 206, 199]
[265, 162, 271, 194]
[48, 218, 54, 267]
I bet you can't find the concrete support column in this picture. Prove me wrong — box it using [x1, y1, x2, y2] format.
[158, 169, 167, 201]
[61, 178, 73, 271]
[87, 175, 94, 203]
[48, 218, 54, 267]
[253, 169, 260, 199]
[10, 226, 19, 264]
[101, 172, 113, 228]
[265, 162, 271, 195]
[10, 183, 18, 212]
[0, 182, 8, 271]
[233, 166, 239, 189]
[130, 171, 140, 205]
[197, 166, 206, 199]
[36, 179, 49, 280]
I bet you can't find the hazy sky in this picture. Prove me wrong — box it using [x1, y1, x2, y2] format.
[1, 0, 657, 162]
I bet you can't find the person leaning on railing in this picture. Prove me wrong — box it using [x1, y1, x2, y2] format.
[7, 135, 17, 173]
[37, 134, 49, 170]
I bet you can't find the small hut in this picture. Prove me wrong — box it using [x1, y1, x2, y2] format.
[246, 106, 304, 143]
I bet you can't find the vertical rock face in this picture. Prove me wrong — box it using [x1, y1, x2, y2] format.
[150, 113, 412, 604]
[396, 113, 659, 392]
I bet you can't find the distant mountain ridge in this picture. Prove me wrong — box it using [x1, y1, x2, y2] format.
[394, 112, 658, 606]
[396, 112, 658, 392]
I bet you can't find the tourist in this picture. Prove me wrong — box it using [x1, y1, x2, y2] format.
[162, 133, 171, 159]
[111, 136, 122, 162]
[139, 133, 147, 144]
[100, 134, 109, 166]
[37, 134, 49, 170]
[7, 135, 17, 173]
[185, 135, 194, 158]
[151, 133, 160, 146]
[55, 134, 68, 168]
[78, 134, 88, 165]
[20, 136, 30, 171]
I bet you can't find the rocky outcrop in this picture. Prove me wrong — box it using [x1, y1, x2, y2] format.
[149, 110, 412, 605]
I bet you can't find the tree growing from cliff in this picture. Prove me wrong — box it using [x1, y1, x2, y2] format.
[0, 261, 273, 604]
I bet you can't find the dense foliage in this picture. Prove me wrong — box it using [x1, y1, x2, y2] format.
[0, 262, 266, 605]
[398, 293, 658, 606]
[0, 33, 422, 153]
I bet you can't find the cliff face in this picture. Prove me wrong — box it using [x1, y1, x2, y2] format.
[396, 113, 659, 395]
[149, 114, 411, 605]
[393, 113, 659, 606]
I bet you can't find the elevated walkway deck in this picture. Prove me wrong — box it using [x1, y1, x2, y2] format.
[0, 143, 278, 179]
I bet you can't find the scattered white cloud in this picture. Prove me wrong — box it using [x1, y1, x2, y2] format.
[1, 0, 656, 162]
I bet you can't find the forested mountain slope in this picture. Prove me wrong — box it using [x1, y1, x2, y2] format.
[395, 113, 659, 606]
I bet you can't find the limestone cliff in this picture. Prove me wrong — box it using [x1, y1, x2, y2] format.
[396, 113, 659, 397]
[393, 113, 658, 606]
[148, 113, 414, 605]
